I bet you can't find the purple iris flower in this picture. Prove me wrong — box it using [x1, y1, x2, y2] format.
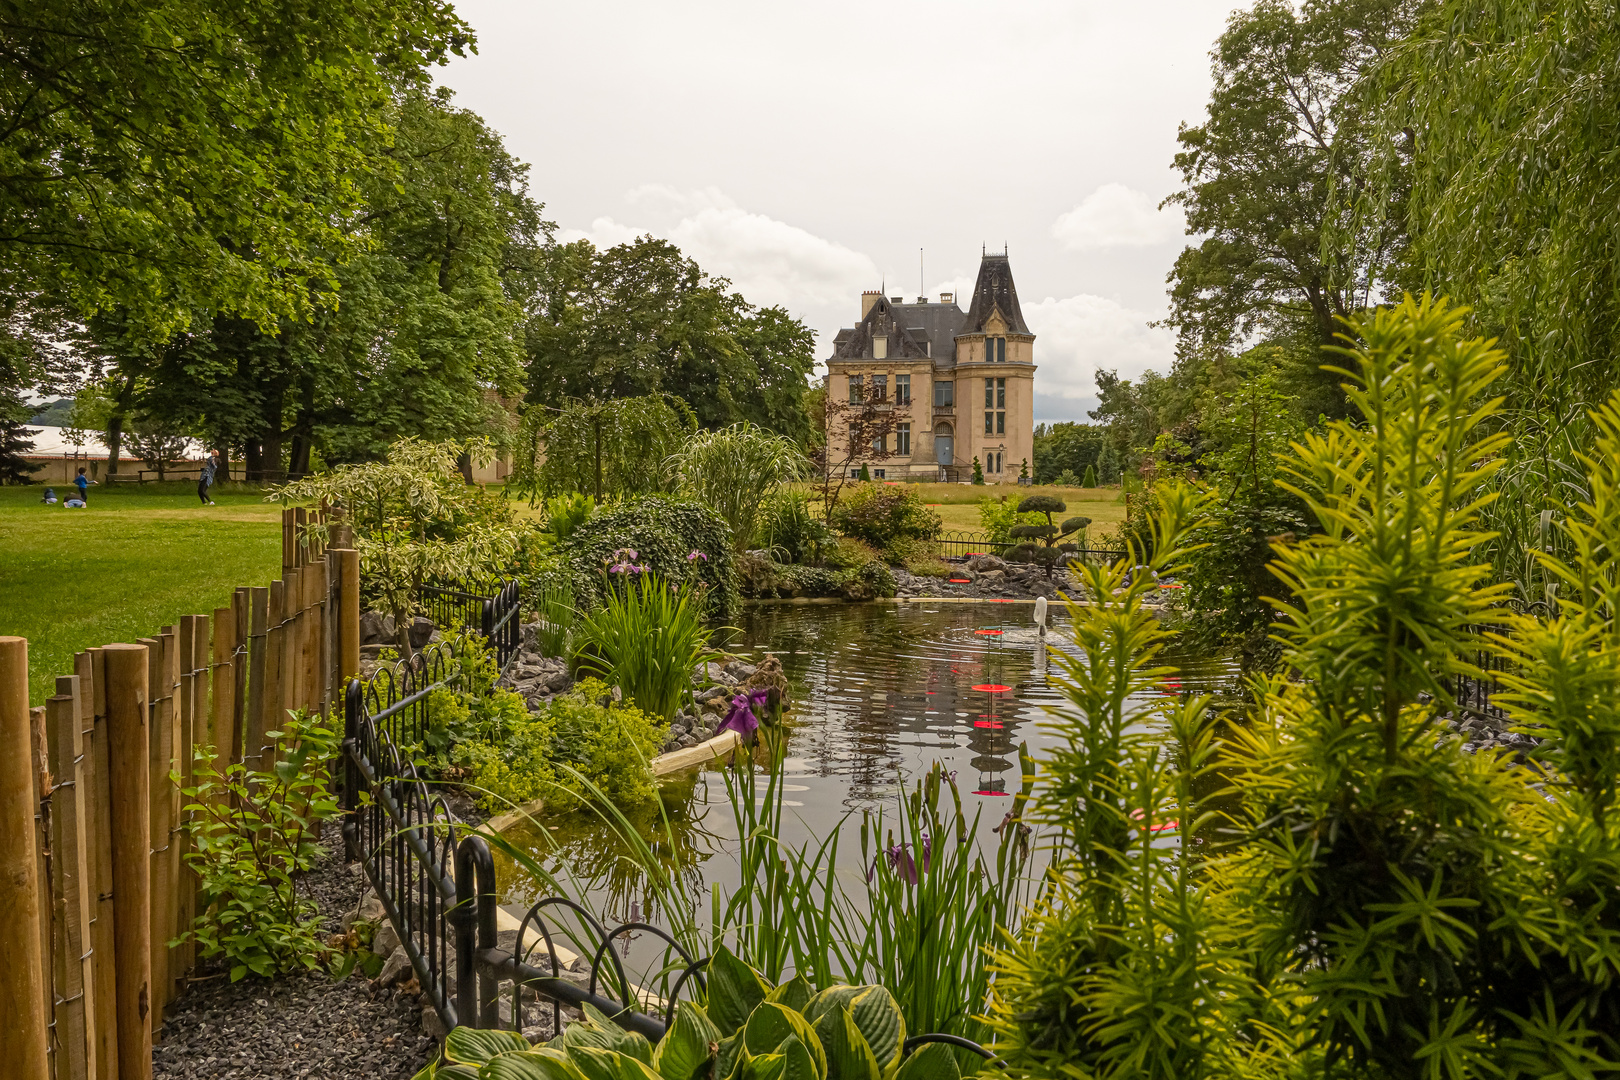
[715, 687, 771, 742]
[687, 550, 708, 562]
[869, 833, 932, 886]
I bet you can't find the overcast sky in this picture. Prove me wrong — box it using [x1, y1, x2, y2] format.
[439, 1, 1241, 422]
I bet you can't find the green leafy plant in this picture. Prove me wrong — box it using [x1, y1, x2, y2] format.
[531, 578, 577, 658]
[976, 496, 1043, 546]
[562, 495, 738, 619]
[573, 572, 719, 722]
[759, 486, 833, 565]
[409, 949, 990, 1080]
[828, 483, 941, 556]
[668, 421, 809, 553]
[178, 711, 346, 981]
[276, 437, 520, 656]
[970, 457, 983, 484]
[1081, 464, 1097, 488]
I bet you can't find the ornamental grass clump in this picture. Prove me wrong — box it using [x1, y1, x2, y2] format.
[572, 565, 720, 722]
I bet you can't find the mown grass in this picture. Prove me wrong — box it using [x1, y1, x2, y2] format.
[0, 482, 283, 704]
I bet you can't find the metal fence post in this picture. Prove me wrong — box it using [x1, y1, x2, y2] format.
[472, 837, 500, 1028]
[342, 680, 363, 861]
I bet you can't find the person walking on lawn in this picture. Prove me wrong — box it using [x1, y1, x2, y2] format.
[198, 449, 220, 505]
[74, 466, 91, 505]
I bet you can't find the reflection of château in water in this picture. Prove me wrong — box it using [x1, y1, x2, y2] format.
[742, 603, 1044, 806]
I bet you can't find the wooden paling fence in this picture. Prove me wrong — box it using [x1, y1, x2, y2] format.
[0, 507, 365, 1080]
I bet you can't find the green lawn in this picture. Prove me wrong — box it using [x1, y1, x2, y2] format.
[0, 482, 284, 704]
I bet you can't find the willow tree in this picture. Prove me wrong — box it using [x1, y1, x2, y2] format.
[508, 394, 695, 505]
[1356, 0, 1620, 597]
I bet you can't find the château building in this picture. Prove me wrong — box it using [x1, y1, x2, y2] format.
[824, 250, 1036, 483]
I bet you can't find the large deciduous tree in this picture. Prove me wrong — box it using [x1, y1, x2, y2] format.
[525, 237, 814, 439]
[0, 0, 472, 341]
[123, 89, 543, 477]
[1165, 0, 1425, 407]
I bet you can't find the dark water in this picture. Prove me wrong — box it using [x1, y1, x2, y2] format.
[491, 601, 1241, 964]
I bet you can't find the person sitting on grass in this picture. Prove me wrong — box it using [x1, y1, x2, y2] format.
[42, 487, 56, 504]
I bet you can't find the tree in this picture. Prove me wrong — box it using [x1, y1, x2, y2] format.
[810, 392, 905, 523]
[857, 464, 871, 482]
[1032, 422, 1106, 484]
[0, 392, 41, 484]
[971, 457, 984, 485]
[1098, 444, 1121, 485]
[1362, 0, 1620, 415]
[525, 237, 814, 437]
[510, 394, 694, 505]
[124, 413, 190, 481]
[1165, 0, 1424, 411]
[1007, 495, 1091, 578]
[1082, 464, 1098, 488]
[0, 0, 472, 342]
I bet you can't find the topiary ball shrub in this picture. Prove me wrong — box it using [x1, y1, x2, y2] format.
[830, 484, 942, 550]
[562, 495, 740, 619]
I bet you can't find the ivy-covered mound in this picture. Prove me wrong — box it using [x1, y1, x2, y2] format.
[561, 496, 740, 619]
[411, 945, 987, 1079]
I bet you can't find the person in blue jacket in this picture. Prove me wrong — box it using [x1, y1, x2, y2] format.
[198, 449, 220, 505]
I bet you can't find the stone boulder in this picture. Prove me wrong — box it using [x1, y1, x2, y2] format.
[408, 616, 435, 649]
[967, 553, 1007, 574]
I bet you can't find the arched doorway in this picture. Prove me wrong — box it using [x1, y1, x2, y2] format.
[933, 422, 954, 466]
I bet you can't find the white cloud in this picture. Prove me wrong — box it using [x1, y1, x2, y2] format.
[1025, 293, 1176, 404]
[557, 187, 880, 353]
[1050, 183, 1185, 251]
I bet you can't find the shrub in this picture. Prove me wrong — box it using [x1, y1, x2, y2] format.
[971, 456, 984, 483]
[759, 486, 833, 564]
[180, 712, 344, 981]
[465, 677, 666, 815]
[823, 535, 881, 570]
[1081, 464, 1097, 487]
[829, 483, 941, 551]
[883, 535, 948, 574]
[562, 495, 738, 618]
[1054, 468, 1081, 486]
[573, 572, 719, 721]
[845, 560, 897, 599]
[977, 496, 1044, 545]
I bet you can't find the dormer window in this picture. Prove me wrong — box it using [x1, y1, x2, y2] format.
[873, 334, 888, 360]
[985, 336, 1005, 363]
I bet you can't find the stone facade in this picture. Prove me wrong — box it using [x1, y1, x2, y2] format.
[823, 251, 1036, 483]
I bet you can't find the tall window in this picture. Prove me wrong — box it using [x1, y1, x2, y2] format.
[984, 336, 1005, 362]
[934, 380, 954, 408]
[872, 433, 886, 455]
[871, 374, 887, 402]
[984, 377, 1005, 435]
[848, 375, 863, 404]
[896, 423, 911, 455]
[894, 374, 911, 405]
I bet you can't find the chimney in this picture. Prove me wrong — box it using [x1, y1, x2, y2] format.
[861, 290, 881, 319]
[890, 296, 902, 303]
[940, 291, 954, 304]
[916, 296, 927, 304]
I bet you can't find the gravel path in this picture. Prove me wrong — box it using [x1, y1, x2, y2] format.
[154, 838, 437, 1080]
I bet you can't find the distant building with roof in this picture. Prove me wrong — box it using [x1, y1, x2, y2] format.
[824, 250, 1036, 483]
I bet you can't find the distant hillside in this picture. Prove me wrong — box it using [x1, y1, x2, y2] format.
[29, 398, 73, 426]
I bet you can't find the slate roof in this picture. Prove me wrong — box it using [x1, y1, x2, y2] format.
[826, 252, 1032, 365]
[960, 253, 1030, 335]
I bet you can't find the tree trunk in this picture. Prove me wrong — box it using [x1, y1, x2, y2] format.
[456, 450, 474, 484]
[258, 384, 285, 481]
[104, 414, 123, 476]
[244, 439, 264, 481]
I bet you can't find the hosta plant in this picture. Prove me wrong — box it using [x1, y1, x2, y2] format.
[409, 945, 988, 1079]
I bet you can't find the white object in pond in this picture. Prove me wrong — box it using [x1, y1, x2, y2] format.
[1034, 595, 1048, 639]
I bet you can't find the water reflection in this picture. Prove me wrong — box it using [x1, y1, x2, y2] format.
[492, 603, 1241, 949]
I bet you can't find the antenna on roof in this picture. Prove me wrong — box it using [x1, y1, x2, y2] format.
[919, 248, 924, 301]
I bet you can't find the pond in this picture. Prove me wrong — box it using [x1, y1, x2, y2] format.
[489, 600, 1240, 977]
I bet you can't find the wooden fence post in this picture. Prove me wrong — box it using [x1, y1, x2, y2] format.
[102, 643, 152, 1080]
[78, 648, 118, 1080]
[48, 675, 96, 1080]
[232, 589, 249, 769]
[335, 549, 361, 687]
[244, 588, 269, 775]
[209, 608, 233, 787]
[0, 637, 49, 1080]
